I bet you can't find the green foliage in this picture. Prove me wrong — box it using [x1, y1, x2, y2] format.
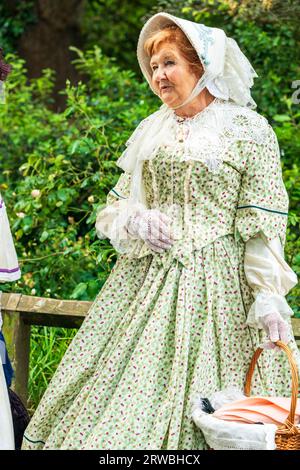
[80, 0, 159, 75]
[0, 1, 36, 52]
[276, 102, 300, 316]
[0, 47, 157, 303]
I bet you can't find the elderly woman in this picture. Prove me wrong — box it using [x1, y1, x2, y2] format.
[22, 12, 299, 450]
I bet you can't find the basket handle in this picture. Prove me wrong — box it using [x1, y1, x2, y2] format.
[244, 340, 299, 427]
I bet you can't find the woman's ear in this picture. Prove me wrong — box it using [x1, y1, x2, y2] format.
[190, 62, 204, 81]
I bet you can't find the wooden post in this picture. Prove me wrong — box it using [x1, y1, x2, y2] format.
[2, 309, 31, 407]
[13, 313, 31, 406]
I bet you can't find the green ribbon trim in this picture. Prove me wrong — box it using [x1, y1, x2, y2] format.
[237, 205, 288, 216]
[111, 188, 126, 199]
[23, 434, 46, 445]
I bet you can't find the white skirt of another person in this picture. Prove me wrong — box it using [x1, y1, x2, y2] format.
[0, 363, 14, 449]
[0, 196, 21, 282]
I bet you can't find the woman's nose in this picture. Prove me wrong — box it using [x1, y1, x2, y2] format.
[154, 66, 167, 83]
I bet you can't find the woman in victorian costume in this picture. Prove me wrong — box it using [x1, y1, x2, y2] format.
[22, 12, 299, 450]
[0, 48, 22, 449]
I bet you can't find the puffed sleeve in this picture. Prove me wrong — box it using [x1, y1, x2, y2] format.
[244, 233, 298, 328]
[95, 171, 147, 255]
[234, 123, 289, 248]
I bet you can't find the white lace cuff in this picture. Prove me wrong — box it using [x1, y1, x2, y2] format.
[245, 291, 295, 329]
[95, 199, 147, 254]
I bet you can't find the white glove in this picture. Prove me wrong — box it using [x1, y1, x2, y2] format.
[125, 208, 174, 253]
[259, 311, 291, 352]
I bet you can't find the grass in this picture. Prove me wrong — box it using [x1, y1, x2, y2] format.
[27, 325, 77, 415]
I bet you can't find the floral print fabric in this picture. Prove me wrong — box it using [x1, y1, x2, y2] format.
[22, 102, 300, 450]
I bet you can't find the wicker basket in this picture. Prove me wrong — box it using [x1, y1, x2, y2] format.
[244, 340, 300, 450]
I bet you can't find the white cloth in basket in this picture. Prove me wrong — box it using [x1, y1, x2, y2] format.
[192, 407, 277, 450]
[191, 387, 277, 450]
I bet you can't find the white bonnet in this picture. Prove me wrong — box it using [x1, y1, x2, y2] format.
[137, 12, 258, 109]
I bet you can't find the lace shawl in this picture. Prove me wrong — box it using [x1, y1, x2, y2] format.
[116, 98, 271, 206]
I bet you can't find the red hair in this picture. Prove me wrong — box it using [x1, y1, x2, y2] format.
[143, 24, 204, 77]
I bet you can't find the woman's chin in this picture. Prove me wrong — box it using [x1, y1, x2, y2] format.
[162, 99, 182, 109]
[160, 94, 179, 108]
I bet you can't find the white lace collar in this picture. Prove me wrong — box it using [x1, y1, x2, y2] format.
[116, 97, 271, 206]
[154, 97, 270, 173]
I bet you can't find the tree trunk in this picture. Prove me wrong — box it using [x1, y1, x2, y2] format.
[17, 0, 85, 111]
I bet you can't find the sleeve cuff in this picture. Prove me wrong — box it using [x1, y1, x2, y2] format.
[96, 199, 147, 255]
[246, 291, 295, 329]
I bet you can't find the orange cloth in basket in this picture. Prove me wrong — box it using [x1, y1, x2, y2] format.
[213, 396, 300, 426]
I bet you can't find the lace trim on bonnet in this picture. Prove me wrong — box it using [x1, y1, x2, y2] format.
[121, 99, 271, 174]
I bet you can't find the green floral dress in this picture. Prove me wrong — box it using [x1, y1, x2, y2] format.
[22, 100, 300, 450]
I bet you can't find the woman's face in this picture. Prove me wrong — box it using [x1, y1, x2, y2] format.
[150, 43, 201, 108]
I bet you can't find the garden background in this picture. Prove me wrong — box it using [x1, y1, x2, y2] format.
[0, 0, 299, 414]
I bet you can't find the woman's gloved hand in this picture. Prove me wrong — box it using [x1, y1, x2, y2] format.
[260, 311, 290, 352]
[125, 208, 174, 253]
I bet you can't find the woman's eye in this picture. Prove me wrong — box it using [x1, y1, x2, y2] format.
[152, 61, 174, 71]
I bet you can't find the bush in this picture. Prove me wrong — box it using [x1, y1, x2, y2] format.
[0, 47, 157, 301]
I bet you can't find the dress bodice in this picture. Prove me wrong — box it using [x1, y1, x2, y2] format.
[96, 98, 289, 266]
[141, 112, 246, 250]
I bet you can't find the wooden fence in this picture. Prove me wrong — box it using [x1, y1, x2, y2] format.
[1, 292, 300, 408]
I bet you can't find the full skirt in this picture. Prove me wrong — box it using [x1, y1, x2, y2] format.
[21, 234, 300, 450]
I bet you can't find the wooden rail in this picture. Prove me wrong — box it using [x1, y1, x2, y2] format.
[1, 293, 92, 406]
[1, 292, 300, 407]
